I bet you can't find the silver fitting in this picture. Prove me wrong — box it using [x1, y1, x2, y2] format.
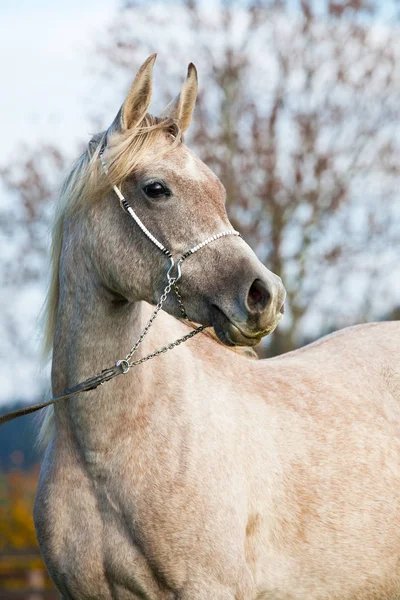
[116, 359, 130, 374]
[167, 257, 182, 283]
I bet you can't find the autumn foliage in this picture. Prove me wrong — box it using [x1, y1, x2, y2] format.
[0, 468, 38, 551]
[0, 467, 57, 596]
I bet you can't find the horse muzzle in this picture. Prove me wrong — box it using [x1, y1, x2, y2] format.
[210, 274, 286, 347]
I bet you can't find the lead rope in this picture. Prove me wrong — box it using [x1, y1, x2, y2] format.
[0, 150, 241, 426]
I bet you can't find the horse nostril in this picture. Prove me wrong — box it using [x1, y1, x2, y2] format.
[246, 279, 271, 314]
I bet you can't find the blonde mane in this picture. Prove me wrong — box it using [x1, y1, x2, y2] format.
[42, 115, 181, 358]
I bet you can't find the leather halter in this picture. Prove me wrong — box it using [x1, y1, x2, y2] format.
[0, 150, 241, 426]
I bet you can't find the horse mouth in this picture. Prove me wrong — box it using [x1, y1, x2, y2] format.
[210, 305, 271, 347]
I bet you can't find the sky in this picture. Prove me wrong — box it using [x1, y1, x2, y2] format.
[1, 1, 399, 155]
[0, 0, 120, 404]
[0, 0, 119, 155]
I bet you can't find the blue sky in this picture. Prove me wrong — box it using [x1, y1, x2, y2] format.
[0, 0, 119, 155]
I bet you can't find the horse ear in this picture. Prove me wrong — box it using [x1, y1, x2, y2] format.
[116, 54, 157, 131]
[160, 63, 198, 133]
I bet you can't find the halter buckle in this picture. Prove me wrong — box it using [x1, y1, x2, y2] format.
[167, 257, 182, 283]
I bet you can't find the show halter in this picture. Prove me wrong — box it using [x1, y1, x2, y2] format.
[0, 149, 241, 425]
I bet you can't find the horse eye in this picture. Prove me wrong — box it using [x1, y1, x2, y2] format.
[143, 182, 170, 199]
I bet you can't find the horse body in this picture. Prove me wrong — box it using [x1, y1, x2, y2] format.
[33, 56, 400, 598]
[35, 308, 400, 599]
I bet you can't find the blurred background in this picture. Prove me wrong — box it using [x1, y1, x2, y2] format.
[1, 0, 400, 597]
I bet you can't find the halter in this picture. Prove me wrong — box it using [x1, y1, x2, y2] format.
[98, 150, 241, 373]
[0, 149, 242, 426]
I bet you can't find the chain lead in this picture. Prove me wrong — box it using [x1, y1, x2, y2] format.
[124, 278, 177, 364]
[121, 273, 202, 371]
[129, 324, 207, 367]
[173, 283, 188, 319]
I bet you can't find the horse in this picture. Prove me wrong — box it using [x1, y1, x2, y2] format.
[34, 54, 400, 599]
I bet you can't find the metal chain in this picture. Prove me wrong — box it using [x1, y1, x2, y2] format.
[173, 283, 188, 319]
[124, 278, 177, 363]
[129, 324, 207, 367]
[122, 273, 203, 370]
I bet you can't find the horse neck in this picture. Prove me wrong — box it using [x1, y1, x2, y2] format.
[51, 246, 193, 455]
